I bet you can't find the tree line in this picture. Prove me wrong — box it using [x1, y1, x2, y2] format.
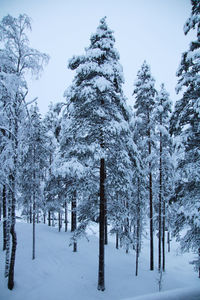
[0, 0, 199, 291]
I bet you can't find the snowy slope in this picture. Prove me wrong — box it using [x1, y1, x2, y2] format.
[0, 221, 199, 300]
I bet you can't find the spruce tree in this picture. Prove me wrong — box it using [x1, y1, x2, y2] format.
[133, 61, 157, 271]
[62, 17, 130, 290]
[155, 84, 173, 272]
[170, 0, 200, 277]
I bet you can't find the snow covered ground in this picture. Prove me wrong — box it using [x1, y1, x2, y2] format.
[0, 220, 199, 300]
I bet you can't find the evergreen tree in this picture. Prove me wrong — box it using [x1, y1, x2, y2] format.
[20, 103, 47, 259]
[170, 0, 200, 277]
[133, 61, 157, 271]
[0, 14, 48, 289]
[61, 17, 130, 290]
[155, 84, 173, 272]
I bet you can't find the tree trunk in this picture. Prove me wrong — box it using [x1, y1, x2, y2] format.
[116, 232, 119, 249]
[71, 191, 77, 252]
[8, 188, 17, 290]
[199, 248, 200, 279]
[136, 177, 141, 276]
[65, 201, 68, 232]
[162, 194, 165, 272]
[158, 131, 162, 272]
[5, 201, 11, 278]
[3, 185, 7, 251]
[98, 158, 105, 291]
[43, 212, 46, 224]
[148, 126, 154, 271]
[29, 204, 32, 223]
[8, 224, 17, 290]
[32, 200, 36, 260]
[104, 198, 108, 245]
[48, 210, 51, 226]
[167, 231, 170, 252]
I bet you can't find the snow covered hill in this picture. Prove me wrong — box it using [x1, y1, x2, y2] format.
[0, 221, 199, 300]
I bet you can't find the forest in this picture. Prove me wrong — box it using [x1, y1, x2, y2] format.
[0, 0, 199, 298]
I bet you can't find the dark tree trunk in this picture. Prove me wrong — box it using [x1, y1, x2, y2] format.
[8, 224, 17, 290]
[162, 203, 165, 272]
[158, 131, 162, 272]
[98, 158, 105, 291]
[148, 125, 154, 271]
[167, 231, 170, 252]
[32, 201, 36, 260]
[48, 210, 51, 226]
[8, 189, 17, 290]
[199, 248, 200, 279]
[43, 212, 46, 224]
[65, 201, 68, 232]
[136, 178, 141, 276]
[71, 191, 77, 252]
[116, 232, 119, 249]
[104, 198, 108, 245]
[3, 185, 7, 251]
[37, 213, 39, 224]
[29, 204, 32, 223]
[58, 211, 62, 232]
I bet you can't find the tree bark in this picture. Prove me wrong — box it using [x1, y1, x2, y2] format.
[71, 191, 77, 252]
[32, 201, 36, 260]
[8, 188, 17, 290]
[3, 185, 7, 251]
[158, 131, 162, 272]
[136, 178, 141, 276]
[116, 232, 119, 249]
[48, 210, 51, 226]
[98, 158, 105, 291]
[65, 201, 68, 232]
[104, 198, 108, 245]
[148, 131, 154, 271]
[167, 231, 170, 252]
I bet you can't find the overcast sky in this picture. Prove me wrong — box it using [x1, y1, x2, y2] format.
[0, 0, 194, 114]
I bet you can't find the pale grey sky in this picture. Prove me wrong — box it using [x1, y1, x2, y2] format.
[0, 0, 193, 114]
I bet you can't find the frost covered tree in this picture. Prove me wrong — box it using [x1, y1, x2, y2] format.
[170, 0, 200, 277]
[0, 14, 48, 289]
[133, 61, 157, 271]
[155, 84, 173, 272]
[20, 103, 47, 259]
[62, 17, 130, 290]
[43, 102, 62, 227]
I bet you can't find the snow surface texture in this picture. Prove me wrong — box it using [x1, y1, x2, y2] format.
[0, 221, 199, 300]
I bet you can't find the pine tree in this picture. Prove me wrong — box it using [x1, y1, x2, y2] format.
[61, 17, 130, 290]
[155, 84, 173, 272]
[133, 61, 157, 271]
[170, 0, 200, 277]
[20, 103, 47, 259]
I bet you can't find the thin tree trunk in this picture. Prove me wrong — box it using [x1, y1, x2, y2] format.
[48, 210, 51, 226]
[104, 198, 108, 245]
[116, 232, 119, 249]
[65, 201, 68, 232]
[136, 178, 141, 276]
[158, 131, 162, 272]
[167, 231, 170, 252]
[71, 191, 77, 252]
[148, 125, 154, 271]
[98, 158, 105, 291]
[199, 248, 200, 279]
[32, 200, 36, 260]
[8, 187, 17, 290]
[5, 199, 11, 278]
[162, 202, 165, 272]
[29, 204, 32, 223]
[3, 185, 7, 251]
[43, 212, 46, 224]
